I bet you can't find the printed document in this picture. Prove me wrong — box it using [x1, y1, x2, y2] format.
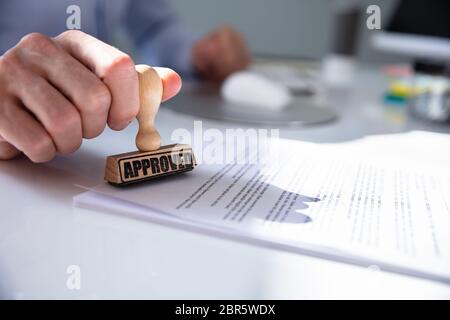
[74, 131, 450, 284]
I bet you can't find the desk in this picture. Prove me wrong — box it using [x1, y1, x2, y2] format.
[1, 63, 450, 299]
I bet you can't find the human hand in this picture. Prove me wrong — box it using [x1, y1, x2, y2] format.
[192, 25, 250, 82]
[0, 30, 181, 162]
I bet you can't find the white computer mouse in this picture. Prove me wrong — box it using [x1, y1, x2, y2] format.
[221, 70, 292, 111]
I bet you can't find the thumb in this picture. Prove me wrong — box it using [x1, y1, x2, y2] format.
[153, 67, 182, 102]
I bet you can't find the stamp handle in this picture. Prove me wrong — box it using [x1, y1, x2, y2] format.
[135, 65, 162, 152]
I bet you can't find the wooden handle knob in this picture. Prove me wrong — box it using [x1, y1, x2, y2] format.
[135, 64, 163, 152]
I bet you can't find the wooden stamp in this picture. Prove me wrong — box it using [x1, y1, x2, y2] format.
[104, 65, 196, 185]
[104, 143, 196, 185]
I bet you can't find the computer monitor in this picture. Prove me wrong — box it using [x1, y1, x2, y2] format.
[371, 0, 450, 60]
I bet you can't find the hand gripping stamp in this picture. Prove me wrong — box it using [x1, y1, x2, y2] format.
[104, 65, 196, 185]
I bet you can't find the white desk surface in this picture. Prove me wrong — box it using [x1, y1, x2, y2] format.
[1, 65, 450, 299]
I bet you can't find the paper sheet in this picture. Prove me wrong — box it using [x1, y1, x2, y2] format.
[74, 131, 450, 284]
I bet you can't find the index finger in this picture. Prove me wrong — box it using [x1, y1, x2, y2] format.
[54, 30, 138, 130]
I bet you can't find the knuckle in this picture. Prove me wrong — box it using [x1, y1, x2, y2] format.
[0, 51, 20, 70]
[19, 32, 55, 53]
[111, 104, 138, 126]
[63, 108, 82, 131]
[70, 140, 82, 154]
[57, 29, 84, 40]
[0, 52, 26, 89]
[26, 134, 55, 163]
[108, 113, 133, 131]
[47, 107, 80, 135]
[83, 123, 106, 139]
[59, 136, 82, 155]
[20, 32, 46, 45]
[103, 54, 135, 79]
[108, 115, 128, 130]
[47, 108, 82, 155]
[86, 83, 111, 115]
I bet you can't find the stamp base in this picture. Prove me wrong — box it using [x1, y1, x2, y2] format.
[104, 144, 196, 186]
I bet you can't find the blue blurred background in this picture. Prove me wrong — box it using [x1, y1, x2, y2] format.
[169, 0, 401, 63]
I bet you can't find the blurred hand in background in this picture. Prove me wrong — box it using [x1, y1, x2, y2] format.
[192, 25, 251, 82]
